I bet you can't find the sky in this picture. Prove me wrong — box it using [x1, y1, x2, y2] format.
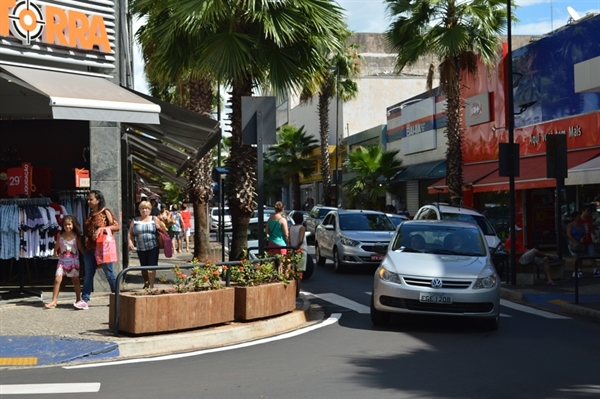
[132, 0, 600, 95]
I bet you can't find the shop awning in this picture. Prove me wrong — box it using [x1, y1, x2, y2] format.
[393, 160, 446, 182]
[427, 161, 498, 193]
[0, 64, 160, 124]
[127, 132, 190, 172]
[565, 155, 600, 185]
[472, 148, 600, 192]
[122, 89, 221, 159]
[130, 154, 188, 188]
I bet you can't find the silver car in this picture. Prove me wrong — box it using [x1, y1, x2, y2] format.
[371, 220, 500, 330]
[315, 210, 396, 273]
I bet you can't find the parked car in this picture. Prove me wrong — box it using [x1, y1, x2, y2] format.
[314, 209, 396, 273]
[245, 217, 314, 280]
[413, 203, 502, 252]
[370, 220, 500, 330]
[386, 213, 409, 228]
[305, 205, 337, 244]
[210, 206, 232, 232]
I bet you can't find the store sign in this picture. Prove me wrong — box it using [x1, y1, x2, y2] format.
[465, 92, 491, 127]
[75, 168, 89, 188]
[0, 0, 112, 53]
[7, 162, 32, 196]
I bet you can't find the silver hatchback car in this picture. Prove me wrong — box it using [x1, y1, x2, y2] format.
[315, 210, 396, 273]
[371, 220, 500, 330]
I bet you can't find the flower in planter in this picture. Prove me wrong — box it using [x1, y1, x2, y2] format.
[230, 250, 303, 287]
[171, 261, 227, 292]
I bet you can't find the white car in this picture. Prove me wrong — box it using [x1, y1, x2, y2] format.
[210, 206, 232, 232]
[371, 220, 500, 330]
[413, 203, 502, 252]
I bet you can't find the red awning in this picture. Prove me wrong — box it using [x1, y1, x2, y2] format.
[472, 148, 600, 193]
[428, 161, 498, 194]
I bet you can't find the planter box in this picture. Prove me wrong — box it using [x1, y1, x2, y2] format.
[234, 281, 297, 321]
[109, 288, 234, 335]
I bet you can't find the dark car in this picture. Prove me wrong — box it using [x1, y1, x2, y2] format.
[305, 205, 337, 244]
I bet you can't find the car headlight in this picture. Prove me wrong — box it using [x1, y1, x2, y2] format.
[339, 235, 360, 247]
[474, 272, 498, 289]
[377, 266, 402, 284]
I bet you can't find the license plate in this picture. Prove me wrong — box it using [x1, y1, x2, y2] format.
[370, 254, 384, 261]
[419, 293, 453, 304]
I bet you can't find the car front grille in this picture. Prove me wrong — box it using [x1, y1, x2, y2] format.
[403, 277, 472, 289]
[361, 243, 389, 252]
[379, 296, 494, 314]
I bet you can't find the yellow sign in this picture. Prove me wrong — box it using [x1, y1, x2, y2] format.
[0, 0, 112, 53]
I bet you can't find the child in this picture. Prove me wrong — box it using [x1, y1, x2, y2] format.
[44, 215, 85, 309]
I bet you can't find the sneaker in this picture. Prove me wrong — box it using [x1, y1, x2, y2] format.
[572, 270, 584, 278]
[73, 300, 89, 310]
[594, 268, 600, 278]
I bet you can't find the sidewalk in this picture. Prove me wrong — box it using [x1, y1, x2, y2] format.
[1, 250, 599, 368]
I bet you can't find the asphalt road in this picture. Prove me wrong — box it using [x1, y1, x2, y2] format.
[2, 250, 600, 399]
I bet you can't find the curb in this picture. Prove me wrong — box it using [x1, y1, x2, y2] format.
[500, 288, 600, 321]
[115, 297, 316, 359]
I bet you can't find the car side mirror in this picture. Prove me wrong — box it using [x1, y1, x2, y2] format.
[323, 224, 335, 231]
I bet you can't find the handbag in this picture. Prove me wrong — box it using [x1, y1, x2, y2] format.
[159, 231, 173, 258]
[156, 231, 165, 249]
[95, 227, 118, 265]
[569, 241, 584, 253]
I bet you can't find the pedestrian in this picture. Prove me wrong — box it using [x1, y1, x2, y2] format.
[159, 204, 171, 229]
[579, 205, 599, 275]
[44, 215, 85, 309]
[265, 201, 289, 255]
[180, 204, 192, 252]
[76, 190, 119, 310]
[150, 198, 160, 217]
[289, 212, 308, 276]
[169, 204, 183, 254]
[128, 201, 165, 289]
[397, 202, 410, 218]
[505, 227, 557, 285]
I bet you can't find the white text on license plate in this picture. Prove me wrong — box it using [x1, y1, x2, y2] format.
[419, 293, 453, 304]
[370, 254, 384, 261]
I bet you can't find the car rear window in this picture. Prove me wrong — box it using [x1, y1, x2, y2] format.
[441, 212, 496, 235]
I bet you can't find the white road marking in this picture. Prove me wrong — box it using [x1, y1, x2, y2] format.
[65, 313, 341, 369]
[0, 383, 100, 395]
[302, 291, 370, 314]
[500, 299, 571, 319]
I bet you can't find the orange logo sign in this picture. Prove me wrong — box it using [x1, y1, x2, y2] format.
[0, 0, 112, 53]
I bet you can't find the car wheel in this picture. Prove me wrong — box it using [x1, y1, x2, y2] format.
[315, 244, 326, 267]
[333, 248, 345, 273]
[303, 254, 315, 280]
[370, 295, 391, 326]
[482, 314, 500, 331]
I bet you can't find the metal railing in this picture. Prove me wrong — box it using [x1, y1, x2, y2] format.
[573, 255, 600, 304]
[112, 256, 281, 336]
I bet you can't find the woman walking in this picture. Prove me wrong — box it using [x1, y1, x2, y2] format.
[265, 201, 289, 255]
[128, 201, 164, 289]
[75, 190, 119, 310]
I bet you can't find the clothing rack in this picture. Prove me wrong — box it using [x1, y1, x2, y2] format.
[0, 198, 50, 299]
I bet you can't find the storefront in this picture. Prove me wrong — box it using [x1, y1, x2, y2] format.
[0, 0, 219, 295]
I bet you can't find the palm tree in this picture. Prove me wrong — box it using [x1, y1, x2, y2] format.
[343, 145, 404, 210]
[301, 41, 362, 206]
[267, 125, 320, 210]
[132, 0, 348, 260]
[385, 0, 507, 204]
[132, 2, 217, 261]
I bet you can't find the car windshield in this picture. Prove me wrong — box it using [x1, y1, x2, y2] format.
[339, 213, 395, 231]
[390, 224, 487, 256]
[441, 212, 496, 236]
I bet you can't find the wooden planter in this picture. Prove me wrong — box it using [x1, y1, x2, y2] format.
[109, 288, 234, 335]
[234, 280, 297, 321]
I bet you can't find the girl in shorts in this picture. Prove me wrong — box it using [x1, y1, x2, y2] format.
[44, 215, 85, 309]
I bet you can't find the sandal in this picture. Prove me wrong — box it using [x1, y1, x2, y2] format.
[44, 303, 56, 309]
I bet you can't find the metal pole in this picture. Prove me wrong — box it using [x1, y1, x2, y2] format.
[507, 0, 518, 285]
[335, 67, 340, 207]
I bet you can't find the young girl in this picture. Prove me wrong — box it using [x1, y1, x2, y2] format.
[44, 215, 85, 309]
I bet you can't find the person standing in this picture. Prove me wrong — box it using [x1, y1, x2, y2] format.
[44, 215, 85, 309]
[265, 201, 289, 255]
[169, 204, 183, 254]
[579, 206, 599, 275]
[150, 199, 160, 217]
[76, 190, 119, 310]
[397, 202, 410, 218]
[128, 201, 164, 289]
[180, 204, 192, 252]
[289, 212, 308, 274]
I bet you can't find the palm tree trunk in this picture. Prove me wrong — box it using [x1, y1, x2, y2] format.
[443, 64, 464, 205]
[318, 92, 332, 206]
[226, 78, 255, 260]
[292, 173, 301, 210]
